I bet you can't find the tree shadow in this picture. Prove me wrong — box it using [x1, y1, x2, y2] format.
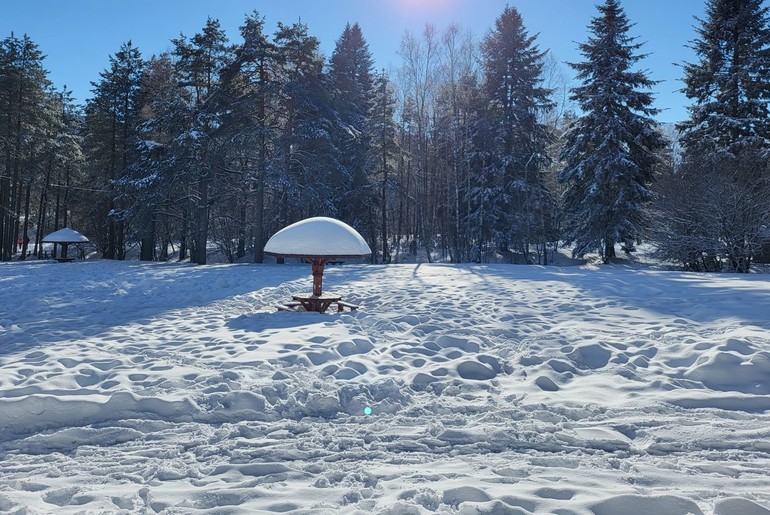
[0, 260, 309, 355]
[467, 263, 770, 327]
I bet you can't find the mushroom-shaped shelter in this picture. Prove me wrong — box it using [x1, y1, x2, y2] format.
[42, 228, 89, 261]
[264, 217, 371, 296]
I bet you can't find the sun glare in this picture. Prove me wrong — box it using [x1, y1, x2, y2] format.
[389, 0, 461, 17]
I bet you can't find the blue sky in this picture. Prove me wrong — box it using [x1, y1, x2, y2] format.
[1, 1, 753, 123]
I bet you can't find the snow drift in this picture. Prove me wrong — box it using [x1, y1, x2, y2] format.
[1, 260, 769, 513]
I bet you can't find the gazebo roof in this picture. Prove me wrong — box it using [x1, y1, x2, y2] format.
[264, 217, 371, 258]
[42, 227, 90, 243]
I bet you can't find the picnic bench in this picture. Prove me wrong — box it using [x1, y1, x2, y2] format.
[335, 300, 358, 312]
[276, 301, 302, 312]
[276, 294, 358, 314]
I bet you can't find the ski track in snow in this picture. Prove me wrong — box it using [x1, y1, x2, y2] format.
[1, 261, 770, 514]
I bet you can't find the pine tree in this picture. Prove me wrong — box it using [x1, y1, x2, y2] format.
[123, 53, 191, 262]
[559, 0, 664, 263]
[460, 74, 497, 262]
[216, 11, 280, 263]
[83, 41, 143, 259]
[34, 88, 83, 261]
[171, 18, 232, 264]
[273, 20, 340, 223]
[0, 33, 54, 261]
[679, 0, 770, 156]
[481, 6, 554, 260]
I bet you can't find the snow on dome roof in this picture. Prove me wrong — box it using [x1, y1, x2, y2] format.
[42, 227, 90, 243]
[264, 217, 371, 258]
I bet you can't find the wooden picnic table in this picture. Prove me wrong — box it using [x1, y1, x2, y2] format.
[276, 293, 359, 314]
[292, 293, 341, 313]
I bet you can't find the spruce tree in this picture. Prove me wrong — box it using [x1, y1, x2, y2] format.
[666, 0, 770, 272]
[461, 74, 497, 262]
[481, 5, 554, 260]
[679, 0, 770, 156]
[329, 23, 375, 244]
[559, 0, 664, 263]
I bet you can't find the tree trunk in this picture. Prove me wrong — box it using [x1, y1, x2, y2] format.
[237, 199, 246, 260]
[604, 240, 615, 263]
[5, 78, 23, 261]
[140, 216, 155, 261]
[0, 174, 9, 261]
[160, 239, 170, 261]
[52, 187, 61, 259]
[12, 173, 22, 256]
[105, 106, 119, 260]
[381, 165, 388, 264]
[6, 144, 20, 260]
[63, 166, 70, 227]
[192, 175, 209, 265]
[0, 90, 10, 261]
[105, 219, 116, 259]
[117, 220, 125, 260]
[253, 179, 265, 263]
[179, 205, 188, 261]
[253, 58, 268, 265]
[34, 187, 46, 257]
[19, 180, 31, 260]
[368, 201, 376, 264]
[34, 154, 53, 257]
[395, 150, 405, 264]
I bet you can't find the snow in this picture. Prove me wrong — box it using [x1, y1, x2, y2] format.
[40, 227, 90, 243]
[264, 217, 372, 257]
[1, 260, 770, 513]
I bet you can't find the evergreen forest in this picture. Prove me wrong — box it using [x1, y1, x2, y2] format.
[1, 0, 769, 271]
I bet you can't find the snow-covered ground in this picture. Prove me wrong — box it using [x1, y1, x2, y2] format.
[1, 260, 770, 514]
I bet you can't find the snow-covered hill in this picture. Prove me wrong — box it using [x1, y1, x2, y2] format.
[1, 260, 769, 514]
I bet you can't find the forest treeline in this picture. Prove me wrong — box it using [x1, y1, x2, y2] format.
[1, 0, 769, 271]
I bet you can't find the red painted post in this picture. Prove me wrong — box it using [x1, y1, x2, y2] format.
[311, 257, 326, 296]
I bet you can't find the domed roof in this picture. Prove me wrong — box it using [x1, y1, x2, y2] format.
[264, 217, 371, 258]
[42, 228, 90, 243]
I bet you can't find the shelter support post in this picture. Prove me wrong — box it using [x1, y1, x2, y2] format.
[309, 257, 331, 296]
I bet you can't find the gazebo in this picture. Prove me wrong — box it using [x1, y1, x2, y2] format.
[264, 217, 371, 312]
[42, 228, 89, 262]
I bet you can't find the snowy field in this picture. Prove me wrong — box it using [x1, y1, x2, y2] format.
[1, 260, 770, 514]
